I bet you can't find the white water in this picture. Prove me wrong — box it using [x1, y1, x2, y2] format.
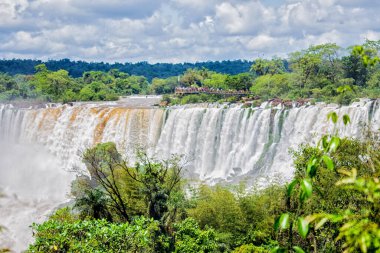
[0, 142, 73, 252]
[0, 99, 379, 251]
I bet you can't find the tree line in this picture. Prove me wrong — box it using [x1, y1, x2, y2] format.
[0, 41, 379, 105]
[0, 59, 252, 81]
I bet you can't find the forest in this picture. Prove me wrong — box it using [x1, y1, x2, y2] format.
[0, 41, 380, 106]
[0, 59, 252, 81]
[0, 41, 380, 104]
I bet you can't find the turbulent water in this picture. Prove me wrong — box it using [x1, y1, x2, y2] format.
[1, 99, 380, 251]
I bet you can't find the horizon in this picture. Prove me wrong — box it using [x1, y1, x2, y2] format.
[0, 57, 253, 65]
[0, 41, 364, 65]
[1, 0, 379, 63]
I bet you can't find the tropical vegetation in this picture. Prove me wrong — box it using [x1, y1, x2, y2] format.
[0, 41, 379, 105]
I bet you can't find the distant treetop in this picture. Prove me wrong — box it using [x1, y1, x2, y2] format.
[0, 59, 253, 81]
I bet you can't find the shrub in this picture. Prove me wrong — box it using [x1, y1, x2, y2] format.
[28, 217, 168, 253]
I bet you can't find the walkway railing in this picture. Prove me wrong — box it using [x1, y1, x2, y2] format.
[175, 87, 251, 96]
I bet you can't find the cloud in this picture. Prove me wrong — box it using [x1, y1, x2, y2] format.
[214, 1, 276, 35]
[0, 0, 378, 62]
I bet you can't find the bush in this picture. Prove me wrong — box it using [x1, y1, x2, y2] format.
[180, 95, 201, 104]
[232, 244, 270, 253]
[28, 217, 168, 253]
[174, 218, 220, 253]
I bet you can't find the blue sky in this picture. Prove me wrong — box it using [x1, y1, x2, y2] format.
[0, 0, 379, 63]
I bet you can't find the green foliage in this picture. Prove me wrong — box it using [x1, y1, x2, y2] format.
[289, 43, 342, 89]
[74, 188, 112, 220]
[274, 113, 380, 252]
[250, 73, 294, 100]
[251, 57, 285, 76]
[0, 59, 253, 80]
[1, 41, 379, 104]
[180, 68, 204, 87]
[80, 142, 186, 238]
[188, 183, 283, 249]
[233, 244, 270, 253]
[173, 94, 221, 105]
[0, 65, 148, 102]
[189, 185, 245, 234]
[49, 207, 78, 223]
[225, 73, 255, 91]
[203, 72, 229, 90]
[150, 77, 178, 94]
[28, 217, 166, 253]
[174, 218, 219, 253]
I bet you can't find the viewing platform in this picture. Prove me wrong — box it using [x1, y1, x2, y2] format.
[175, 87, 251, 96]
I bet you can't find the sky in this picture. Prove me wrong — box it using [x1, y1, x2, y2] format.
[0, 0, 379, 63]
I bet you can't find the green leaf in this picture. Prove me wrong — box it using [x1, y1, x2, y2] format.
[275, 213, 290, 231]
[293, 246, 306, 253]
[321, 135, 329, 151]
[271, 246, 287, 253]
[315, 217, 329, 230]
[287, 179, 298, 196]
[327, 112, 338, 124]
[329, 136, 341, 153]
[300, 178, 312, 200]
[337, 85, 353, 94]
[297, 217, 309, 239]
[321, 155, 334, 171]
[306, 157, 318, 178]
[343, 114, 351, 125]
[274, 216, 280, 231]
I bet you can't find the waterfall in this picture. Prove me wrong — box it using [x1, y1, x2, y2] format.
[0, 99, 379, 250]
[1, 100, 379, 182]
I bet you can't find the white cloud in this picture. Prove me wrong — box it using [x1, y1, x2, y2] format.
[0, 0, 378, 62]
[360, 30, 380, 41]
[246, 34, 276, 50]
[214, 1, 275, 35]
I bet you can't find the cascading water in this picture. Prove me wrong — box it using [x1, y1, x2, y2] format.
[1, 99, 380, 251]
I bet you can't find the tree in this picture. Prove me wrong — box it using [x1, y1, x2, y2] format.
[342, 54, 369, 87]
[273, 113, 380, 252]
[225, 73, 255, 91]
[81, 143, 185, 228]
[251, 57, 285, 76]
[180, 69, 204, 87]
[74, 188, 112, 220]
[203, 72, 228, 90]
[150, 77, 178, 94]
[289, 43, 342, 89]
[250, 73, 294, 99]
[82, 142, 131, 221]
[29, 217, 165, 253]
[174, 218, 220, 253]
[32, 65, 75, 101]
[0, 73, 17, 92]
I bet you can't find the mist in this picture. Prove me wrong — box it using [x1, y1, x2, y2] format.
[0, 141, 73, 252]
